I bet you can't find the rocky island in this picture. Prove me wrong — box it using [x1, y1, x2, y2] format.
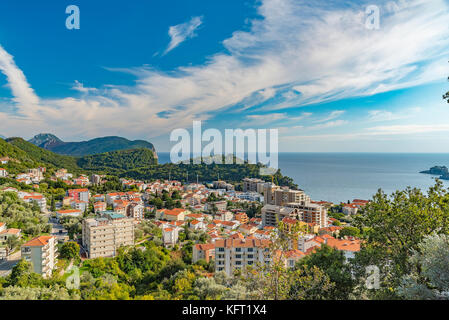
[420, 166, 449, 180]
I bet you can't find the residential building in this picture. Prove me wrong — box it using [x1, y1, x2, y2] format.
[162, 227, 180, 247]
[67, 188, 90, 202]
[242, 178, 265, 192]
[261, 204, 301, 227]
[126, 203, 144, 219]
[286, 202, 328, 228]
[0, 168, 8, 178]
[82, 213, 134, 258]
[234, 212, 249, 224]
[193, 243, 215, 263]
[214, 238, 271, 276]
[21, 236, 58, 278]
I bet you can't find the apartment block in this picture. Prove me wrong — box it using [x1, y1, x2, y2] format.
[286, 202, 328, 228]
[21, 236, 58, 278]
[82, 212, 134, 258]
[242, 178, 265, 193]
[261, 204, 301, 227]
[193, 243, 215, 263]
[214, 238, 271, 276]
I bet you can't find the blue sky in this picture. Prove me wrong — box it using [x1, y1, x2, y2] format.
[0, 0, 448, 152]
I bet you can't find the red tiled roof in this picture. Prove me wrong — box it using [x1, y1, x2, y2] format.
[22, 235, 54, 247]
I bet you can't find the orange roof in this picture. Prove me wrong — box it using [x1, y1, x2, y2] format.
[57, 209, 82, 214]
[194, 243, 215, 251]
[214, 238, 270, 248]
[164, 208, 186, 216]
[22, 235, 54, 247]
[326, 238, 361, 252]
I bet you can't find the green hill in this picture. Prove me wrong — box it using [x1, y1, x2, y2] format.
[6, 137, 80, 173]
[29, 133, 157, 156]
[77, 148, 158, 173]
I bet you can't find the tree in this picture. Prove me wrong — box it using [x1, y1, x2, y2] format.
[297, 245, 354, 299]
[5, 235, 20, 253]
[339, 226, 360, 238]
[59, 242, 80, 261]
[352, 181, 449, 298]
[397, 233, 449, 299]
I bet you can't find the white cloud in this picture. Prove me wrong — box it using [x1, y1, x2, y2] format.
[0, 0, 448, 142]
[163, 16, 203, 55]
[314, 110, 345, 123]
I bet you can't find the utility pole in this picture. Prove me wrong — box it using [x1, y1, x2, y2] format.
[186, 171, 189, 183]
[197, 174, 199, 185]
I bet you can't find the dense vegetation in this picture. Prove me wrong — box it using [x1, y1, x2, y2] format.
[77, 148, 157, 171]
[29, 134, 156, 156]
[0, 191, 50, 238]
[6, 138, 80, 174]
[2, 139, 297, 189]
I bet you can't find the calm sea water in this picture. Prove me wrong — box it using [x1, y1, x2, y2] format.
[157, 152, 449, 204]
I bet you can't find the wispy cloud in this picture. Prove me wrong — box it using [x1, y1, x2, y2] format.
[314, 110, 345, 123]
[163, 16, 203, 55]
[0, 0, 448, 142]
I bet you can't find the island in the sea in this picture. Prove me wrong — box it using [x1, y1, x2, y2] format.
[420, 166, 449, 180]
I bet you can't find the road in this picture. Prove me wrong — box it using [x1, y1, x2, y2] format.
[0, 250, 21, 277]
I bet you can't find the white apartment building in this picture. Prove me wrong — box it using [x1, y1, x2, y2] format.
[82, 213, 134, 258]
[214, 238, 271, 276]
[21, 236, 58, 278]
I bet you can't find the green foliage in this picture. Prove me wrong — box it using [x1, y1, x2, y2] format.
[59, 242, 80, 261]
[339, 226, 360, 238]
[352, 180, 449, 299]
[297, 245, 354, 299]
[6, 138, 80, 173]
[397, 233, 449, 299]
[0, 191, 50, 236]
[77, 148, 157, 172]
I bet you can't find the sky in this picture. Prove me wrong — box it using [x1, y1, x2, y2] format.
[0, 0, 448, 153]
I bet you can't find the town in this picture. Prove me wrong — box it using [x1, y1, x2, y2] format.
[0, 161, 367, 281]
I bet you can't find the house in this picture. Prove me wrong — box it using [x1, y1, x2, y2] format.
[189, 219, 206, 231]
[22, 194, 47, 212]
[0, 168, 8, 178]
[284, 249, 305, 268]
[193, 243, 215, 263]
[0, 228, 22, 241]
[21, 236, 58, 278]
[162, 227, 180, 247]
[71, 200, 88, 213]
[158, 208, 189, 222]
[325, 237, 361, 260]
[94, 201, 107, 213]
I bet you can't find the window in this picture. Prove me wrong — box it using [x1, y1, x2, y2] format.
[247, 248, 253, 252]
[235, 248, 242, 252]
[247, 254, 254, 259]
[235, 254, 242, 259]
[235, 261, 241, 265]
[218, 247, 225, 252]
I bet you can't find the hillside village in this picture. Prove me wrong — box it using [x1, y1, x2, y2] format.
[0, 153, 368, 280]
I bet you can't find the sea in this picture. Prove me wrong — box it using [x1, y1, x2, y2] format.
[156, 152, 449, 204]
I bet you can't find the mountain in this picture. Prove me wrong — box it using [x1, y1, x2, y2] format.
[28, 134, 157, 157]
[0, 135, 5, 139]
[28, 133, 64, 150]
